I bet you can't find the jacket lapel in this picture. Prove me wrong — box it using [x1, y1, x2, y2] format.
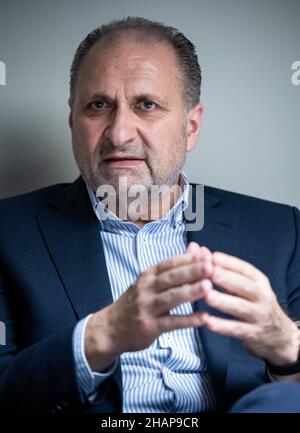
[36, 177, 123, 402]
[186, 183, 239, 409]
[36, 177, 113, 319]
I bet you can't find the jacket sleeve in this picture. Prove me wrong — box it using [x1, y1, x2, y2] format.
[0, 271, 122, 412]
[0, 271, 83, 412]
[286, 207, 300, 319]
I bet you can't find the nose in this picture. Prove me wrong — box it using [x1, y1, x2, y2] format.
[104, 105, 138, 147]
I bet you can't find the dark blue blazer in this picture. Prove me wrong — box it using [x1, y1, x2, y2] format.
[0, 176, 299, 412]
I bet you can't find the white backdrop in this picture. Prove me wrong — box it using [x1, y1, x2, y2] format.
[0, 0, 299, 208]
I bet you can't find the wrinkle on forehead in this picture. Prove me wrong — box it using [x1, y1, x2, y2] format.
[92, 64, 166, 88]
[75, 38, 183, 104]
[103, 56, 161, 74]
[81, 38, 180, 80]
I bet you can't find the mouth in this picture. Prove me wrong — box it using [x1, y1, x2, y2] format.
[103, 156, 144, 168]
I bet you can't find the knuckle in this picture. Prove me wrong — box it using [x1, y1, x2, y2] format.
[206, 291, 218, 307]
[234, 323, 244, 336]
[140, 268, 151, 277]
[132, 282, 151, 310]
[249, 326, 261, 342]
[164, 288, 180, 306]
[258, 274, 269, 287]
[253, 281, 262, 294]
[155, 263, 164, 274]
[190, 282, 200, 296]
[253, 306, 265, 322]
[162, 258, 175, 271]
[262, 287, 276, 304]
[136, 279, 147, 292]
[190, 315, 200, 327]
[244, 286, 254, 298]
[190, 264, 203, 280]
[139, 273, 155, 290]
[264, 302, 274, 317]
[233, 303, 243, 317]
[245, 331, 257, 343]
[134, 285, 146, 303]
[163, 269, 177, 287]
[152, 296, 168, 311]
[164, 289, 175, 305]
[158, 316, 172, 333]
[139, 317, 156, 336]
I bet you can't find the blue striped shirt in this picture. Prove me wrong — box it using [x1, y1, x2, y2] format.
[73, 171, 215, 412]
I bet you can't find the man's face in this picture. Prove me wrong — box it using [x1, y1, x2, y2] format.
[69, 36, 202, 193]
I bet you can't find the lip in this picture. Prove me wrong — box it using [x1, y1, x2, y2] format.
[104, 159, 144, 168]
[104, 154, 143, 161]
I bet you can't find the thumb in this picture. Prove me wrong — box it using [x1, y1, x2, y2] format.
[186, 242, 212, 261]
[186, 241, 201, 255]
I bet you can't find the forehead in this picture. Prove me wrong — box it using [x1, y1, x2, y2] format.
[76, 37, 182, 98]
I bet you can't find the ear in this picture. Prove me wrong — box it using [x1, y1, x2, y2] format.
[186, 103, 204, 152]
[68, 97, 73, 129]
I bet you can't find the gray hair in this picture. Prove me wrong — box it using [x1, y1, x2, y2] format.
[69, 17, 202, 109]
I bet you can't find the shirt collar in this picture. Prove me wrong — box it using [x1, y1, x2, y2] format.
[85, 171, 190, 233]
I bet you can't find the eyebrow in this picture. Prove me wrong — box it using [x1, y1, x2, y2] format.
[80, 92, 170, 109]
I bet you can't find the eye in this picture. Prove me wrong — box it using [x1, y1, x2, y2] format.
[141, 101, 156, 111]
[88, 100, 108, 110]
[94, 100, 105, 109]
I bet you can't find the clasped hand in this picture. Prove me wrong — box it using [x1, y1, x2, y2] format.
[85, 242, 300, 371]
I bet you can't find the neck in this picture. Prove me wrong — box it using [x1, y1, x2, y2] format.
[115, 178, 183, 227]
[90, 174, 185, 227]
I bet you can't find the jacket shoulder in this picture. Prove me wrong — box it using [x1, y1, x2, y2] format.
[0, 182, 72, 218]
[203, 184, 296, 214]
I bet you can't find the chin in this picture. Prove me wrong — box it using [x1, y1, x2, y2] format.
[88, 167, 153, 192]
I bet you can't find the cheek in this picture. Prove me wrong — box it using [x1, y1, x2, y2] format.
[145, 117, 175, 142]
[148, 118, 186, 153]
[72, 117, 103, 151]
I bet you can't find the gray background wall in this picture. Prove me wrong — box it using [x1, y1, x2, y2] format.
[0, 0, 299, 208]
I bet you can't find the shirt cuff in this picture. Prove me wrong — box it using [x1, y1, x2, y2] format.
[72, 314, 119, 402]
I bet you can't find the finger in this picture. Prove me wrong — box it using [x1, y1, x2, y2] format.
[212, 252, 265, 282]
[156, 261, 213, 292]
[204, 287, 258, 322]
[153, 279, 211, 315]
[158, 311, 209, 333]
[145, 252, 195, 276]
[211, 266, 260, 301]
[147, 246, 212, 277]
[186, 242, 212, 262]
[202, 314, 258, 341]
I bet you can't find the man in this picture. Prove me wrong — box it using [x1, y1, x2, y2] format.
[0, 17, 300, 413]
